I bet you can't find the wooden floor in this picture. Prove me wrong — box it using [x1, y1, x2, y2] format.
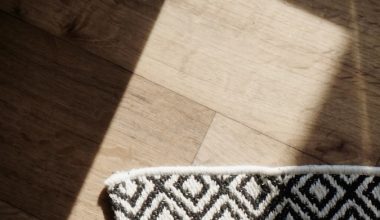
[0, 0, 379, 219]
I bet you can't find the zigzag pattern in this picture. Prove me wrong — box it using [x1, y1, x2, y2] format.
[108, 173, 380, 219]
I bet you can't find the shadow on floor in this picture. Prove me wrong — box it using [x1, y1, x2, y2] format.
[0, 0, 164, 219]
[284, 0, 380, 165]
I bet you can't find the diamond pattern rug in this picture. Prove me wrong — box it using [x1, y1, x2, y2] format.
[105, 166, 380, 219]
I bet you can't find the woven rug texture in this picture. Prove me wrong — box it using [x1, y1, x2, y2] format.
[106, 166, 380, 220]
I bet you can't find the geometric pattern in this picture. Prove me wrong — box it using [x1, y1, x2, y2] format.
[106, 167, 380, 219]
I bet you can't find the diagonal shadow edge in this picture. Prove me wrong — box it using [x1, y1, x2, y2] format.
[284, 0, 380, 165]
[0, 0, 164, 219]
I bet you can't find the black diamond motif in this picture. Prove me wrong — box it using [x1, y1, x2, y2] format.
[108, 170, 380, 220]
[274, 202, 304, 220]
[299, 174, 337, 211]
[363, 176, 380, 208]
[150, 200, 182, 220]
[237, 175, 275, 210]
[111, 179, 145, 207]
[211, 202, 242, 220]
[339, 205, 366, 220]
[174, 175, 209, 206]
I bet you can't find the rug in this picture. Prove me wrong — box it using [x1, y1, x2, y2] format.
[105, 166, 380, 219]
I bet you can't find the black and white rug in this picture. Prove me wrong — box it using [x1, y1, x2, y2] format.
[105, 166, 380, 219]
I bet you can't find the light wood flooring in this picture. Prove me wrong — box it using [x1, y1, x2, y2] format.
[0, 0, 379, 219]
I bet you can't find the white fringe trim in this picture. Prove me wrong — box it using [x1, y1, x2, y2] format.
[105, 165, 380, 189]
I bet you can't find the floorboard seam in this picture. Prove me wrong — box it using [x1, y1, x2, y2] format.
[0, 10, 327, 165]
[216, 113, 328, 165]
[191, 112, 217, 164]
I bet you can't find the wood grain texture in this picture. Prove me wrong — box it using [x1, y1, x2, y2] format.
[0, 201, 39, 220]
[0, 0, 164, 71]
[1, 0, 380, 219]
[0, 12, 214, 220]
[132, 0, 380, 165]
[193, 114, 323, 166]
[1, 0, 379, 165]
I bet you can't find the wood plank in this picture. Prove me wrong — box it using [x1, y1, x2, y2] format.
[2, 0, 379, 164]
[193, 114, 323, 166]
[0, 12, 214, 220]
[132, 0, 380, 165]
[0, 201, 39, 220]
[0, 0, 164, 71]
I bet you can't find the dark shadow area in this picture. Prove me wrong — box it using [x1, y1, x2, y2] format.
[284, 0, 380, 165]
[0, 0, 164, 219]
[98, 188, 114, 220]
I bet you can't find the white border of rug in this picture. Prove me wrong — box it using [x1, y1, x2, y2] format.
[105, 165, 380, 188]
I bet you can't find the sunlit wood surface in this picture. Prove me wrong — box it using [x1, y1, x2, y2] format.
[0, 0, 379, 219]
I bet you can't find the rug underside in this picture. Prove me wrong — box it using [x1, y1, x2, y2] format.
[106, 166, 380, 220]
